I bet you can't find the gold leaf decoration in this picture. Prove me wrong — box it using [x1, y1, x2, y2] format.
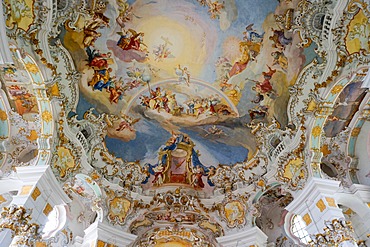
[0, 109, 7, 121]
[25, 62, 39, 74]
[316, 199, 326, 212]
[312, 126, 322, 138]
[351, 127, 361, 137]
[331, 85, 343, 95]
[303, 213, 312, 225]
[41, 111, 53, 122]
[43, 203, 53, 216]
[31, 187, 41, 201]
[326, 197, 336, 207]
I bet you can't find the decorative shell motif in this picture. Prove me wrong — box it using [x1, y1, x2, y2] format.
[223, 200, 246, 227]
[218, 193, 248, 228]
[106, 190, 133, 225]
[54, 146, 76, 178]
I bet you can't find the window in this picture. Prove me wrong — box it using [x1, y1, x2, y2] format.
[291, 214, 311, 244]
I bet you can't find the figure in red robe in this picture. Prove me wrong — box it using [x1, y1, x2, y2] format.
[256, 65, 276, 94]
[192, 166, 205, 189]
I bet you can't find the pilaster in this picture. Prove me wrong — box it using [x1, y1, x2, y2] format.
[286, 177, 359, 246]
[346, 184, 370, 242]
[0, 229, 13, 247]
[0, 166, 70, 246]
[286, 177, 343, 233]
[12, 166, 71, 228]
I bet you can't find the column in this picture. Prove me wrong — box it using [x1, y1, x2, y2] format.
[0, 165, 70, 246]
[78, 221, 137, 247]
[286, 177, 358, 246]
[216, 226, 268, 247]
[347, 184, 370, 245]
[13, 165, 70, 227]
[0, 229, 13, 247]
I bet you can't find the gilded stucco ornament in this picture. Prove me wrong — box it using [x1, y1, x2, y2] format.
[53, 145, 81, 179]
[0, 205, 40, 245]
[216, 192, 249, 228]
[244, 118, 307, 191]
[41, 110, 53, 123]
[271, 121, 308, 190]
[148, 188, 207, 213]
[308, 218, 358, 246]
[52, 110, 82, 179]
[3, 0, 35, 32]
[3, 0, 369, 245]
[1, 109, 41, 169]
[130, 188, 224, 239]
[315, 0, 370, 91]
[276, 156, 308, 190]
[319, 127, 353, 187]
[135, 225, 215, 247]
[4, 0, 59, 78]
[14, 223, 41, 246]
[0, 109, 7, 121]
[293, 0, 333, 49]
[47, 39, 81, 112]
[106, 189, 135, 225]
[0, 205, 31, 233]
[92, 147, 146, 191]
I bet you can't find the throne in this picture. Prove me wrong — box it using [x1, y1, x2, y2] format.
[159, 140, 194, 185]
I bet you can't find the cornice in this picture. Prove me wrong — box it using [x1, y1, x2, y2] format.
[285, 177, 340, 213]
[84, 221, 137, 246]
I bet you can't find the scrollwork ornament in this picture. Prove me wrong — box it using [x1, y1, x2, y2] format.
[216, 192, 249, 228]
[14, 223, 41, 246]
[0, 205, 41, 244]
[308, 218, 358, 246]
[293, 0, 332, 50]
[275, 127, 308, 191]
[134, 225, 215, 247]
[105, 188, 134, 226]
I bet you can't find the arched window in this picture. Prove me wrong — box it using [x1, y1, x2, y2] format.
[291, 214, 311, 244]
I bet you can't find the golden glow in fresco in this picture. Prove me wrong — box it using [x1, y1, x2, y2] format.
[137, 16, 207, 77]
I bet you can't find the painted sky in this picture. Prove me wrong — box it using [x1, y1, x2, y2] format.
[72, 0, 306, 167]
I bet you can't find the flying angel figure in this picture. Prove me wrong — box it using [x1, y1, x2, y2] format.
[204, 125, 224, 138]
[175, 64, 190, 86]
[244, 23, 264, 43]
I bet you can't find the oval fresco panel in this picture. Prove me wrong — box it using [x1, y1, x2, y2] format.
[60, 0, 312, 191]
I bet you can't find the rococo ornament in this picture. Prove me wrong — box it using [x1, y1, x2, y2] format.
[308, 218, 358, 247]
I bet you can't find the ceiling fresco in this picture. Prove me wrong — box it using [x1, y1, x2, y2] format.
[2, 0, 370, 245]
[57, 0, 314, 190]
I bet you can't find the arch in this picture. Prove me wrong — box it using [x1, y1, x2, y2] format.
[309, 66, 370, 177]
[5, 44, 55, 167]
[124, 78, 239, 116]
[284, 211, 311, 245]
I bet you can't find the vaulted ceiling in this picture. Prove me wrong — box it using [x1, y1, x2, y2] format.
[1, 0, 370, 245]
